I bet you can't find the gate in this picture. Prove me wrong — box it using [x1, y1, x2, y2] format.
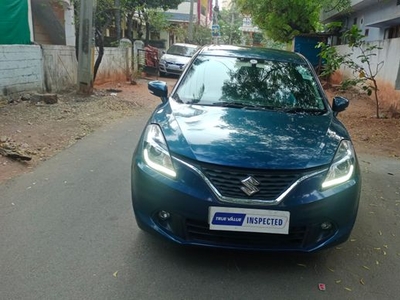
[137, 45, 159, 77]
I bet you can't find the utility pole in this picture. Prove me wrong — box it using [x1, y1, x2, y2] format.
[77, 0, 96, 94]
[188, 0, 194, 42]
[212, 0, 220, 45]
[213, 0, 219, 25]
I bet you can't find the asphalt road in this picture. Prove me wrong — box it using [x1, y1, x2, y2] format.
[1, 113, 400, 300]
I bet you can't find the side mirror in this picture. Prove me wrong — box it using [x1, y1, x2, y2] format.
[148, 81, 168, 103]
[332, 96, 349, 116]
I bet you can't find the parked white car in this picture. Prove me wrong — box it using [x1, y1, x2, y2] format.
[159, 43, 200, 76]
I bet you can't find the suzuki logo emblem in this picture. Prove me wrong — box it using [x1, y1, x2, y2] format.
[240, 176, 260, 196]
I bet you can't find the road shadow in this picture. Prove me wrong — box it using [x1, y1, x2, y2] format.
[131, 230, 333, 273]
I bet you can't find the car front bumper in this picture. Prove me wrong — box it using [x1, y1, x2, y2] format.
[159, 62, 185, 75]
[131, 155, 361, 253]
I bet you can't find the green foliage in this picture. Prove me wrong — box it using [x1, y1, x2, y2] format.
[192, 24, 212, 45]
[217, 6, 243, 45]
[120, 0, 182, 11]
[236, 0, 318, 42]
[119, 0, 184, 45]
[73, 0, 184, 33]
[321, 0, 351, 14]
[257, 36, 286, 50]
[252, 32, 264, 45]
[147, 9, 169, 32]
[236, 0, 350, 43]
[73, 0, 185, 81]
[176, 24, 211, 45]
[322, 21, 343, 34]
[316, 41, 348, 78]
[167, 24, 187, 43]
[317, 25, 384, 118]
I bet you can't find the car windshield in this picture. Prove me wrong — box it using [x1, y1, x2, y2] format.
[166, 45, 198, 57]
[172, 55, 327, 112]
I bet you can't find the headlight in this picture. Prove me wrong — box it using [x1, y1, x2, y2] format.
[322, 140, 355, 189]
[160, 58, 166, 64]
[143, 124, 176, 178]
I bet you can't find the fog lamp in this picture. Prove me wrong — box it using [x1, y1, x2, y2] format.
[158, 210, 170, 220]
[321, 222, 333, 230]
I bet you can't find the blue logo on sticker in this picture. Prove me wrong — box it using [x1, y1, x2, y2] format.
[211, 212, 246, 226]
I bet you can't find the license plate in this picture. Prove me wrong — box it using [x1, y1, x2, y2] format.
[166, 63, 181, 70]
[209, 207, 290, 234]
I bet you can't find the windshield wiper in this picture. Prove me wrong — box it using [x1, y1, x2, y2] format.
[210, 101, 266, 110]
[280, 107, 327, 115]
[172, 94, 183, 103]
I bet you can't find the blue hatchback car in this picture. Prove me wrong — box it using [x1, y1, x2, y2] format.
[131, 45, 361, 252]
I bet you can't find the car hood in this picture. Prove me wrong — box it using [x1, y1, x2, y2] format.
[161, 54, 191, 65]
[152, 101, 350, 169]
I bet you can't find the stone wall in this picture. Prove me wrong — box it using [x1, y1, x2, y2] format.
[0, 45, 132, 96]
[0, 45, 44, 95]
[42, 45, 77, 92]
[94, 47, 131, 85]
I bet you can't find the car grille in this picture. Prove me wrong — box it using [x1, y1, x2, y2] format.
[168, 62, 184, 67]
[201, 165, 304, 200]
[186, 219, 307, 249]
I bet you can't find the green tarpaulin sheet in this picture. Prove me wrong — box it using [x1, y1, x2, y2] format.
[0, 0, 31, 44]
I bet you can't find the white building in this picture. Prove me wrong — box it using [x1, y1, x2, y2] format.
[161, 0, 212, 49]
[320, 0, 400, 42]
[320, 0, 400, 98]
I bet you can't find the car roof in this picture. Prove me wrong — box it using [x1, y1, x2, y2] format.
[198, 45, 306, 64]
[171, 43, 199, 48]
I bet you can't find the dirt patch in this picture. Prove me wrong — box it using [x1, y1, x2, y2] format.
[1, 77, 399, 183]
[325, 88, 400, 158]
[0, 77, 177, 183]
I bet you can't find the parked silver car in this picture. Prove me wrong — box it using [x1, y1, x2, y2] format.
[159, 43, 199, 76]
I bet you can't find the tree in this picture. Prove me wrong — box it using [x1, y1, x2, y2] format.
[261, 38, 286, 50]
[218, 4, 243, 45]
[167, 23, 187, 43]
[192, 24, 212, 45]
[74, 0, 184, 81]
[120, 0, 183, 45]
[235, 0, 350, 43]
[317, 25, 384, 118]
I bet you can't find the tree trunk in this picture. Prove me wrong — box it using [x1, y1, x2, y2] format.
[142, 10, 150, 46]
[372, 79, 380, 118]
[127, 12, 133, 42]
[115, 0, 121, 41]
[145, 21, 150, 46]
[74, 5, 79, 61]
[94, 28, 104, 82]
[137, 11, 143, 40]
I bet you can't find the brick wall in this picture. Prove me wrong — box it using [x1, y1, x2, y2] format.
[0, 45, 132, 96]
[0, 45, 44, 95]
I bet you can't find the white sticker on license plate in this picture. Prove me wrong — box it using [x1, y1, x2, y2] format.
[209, 207, 290, 234]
